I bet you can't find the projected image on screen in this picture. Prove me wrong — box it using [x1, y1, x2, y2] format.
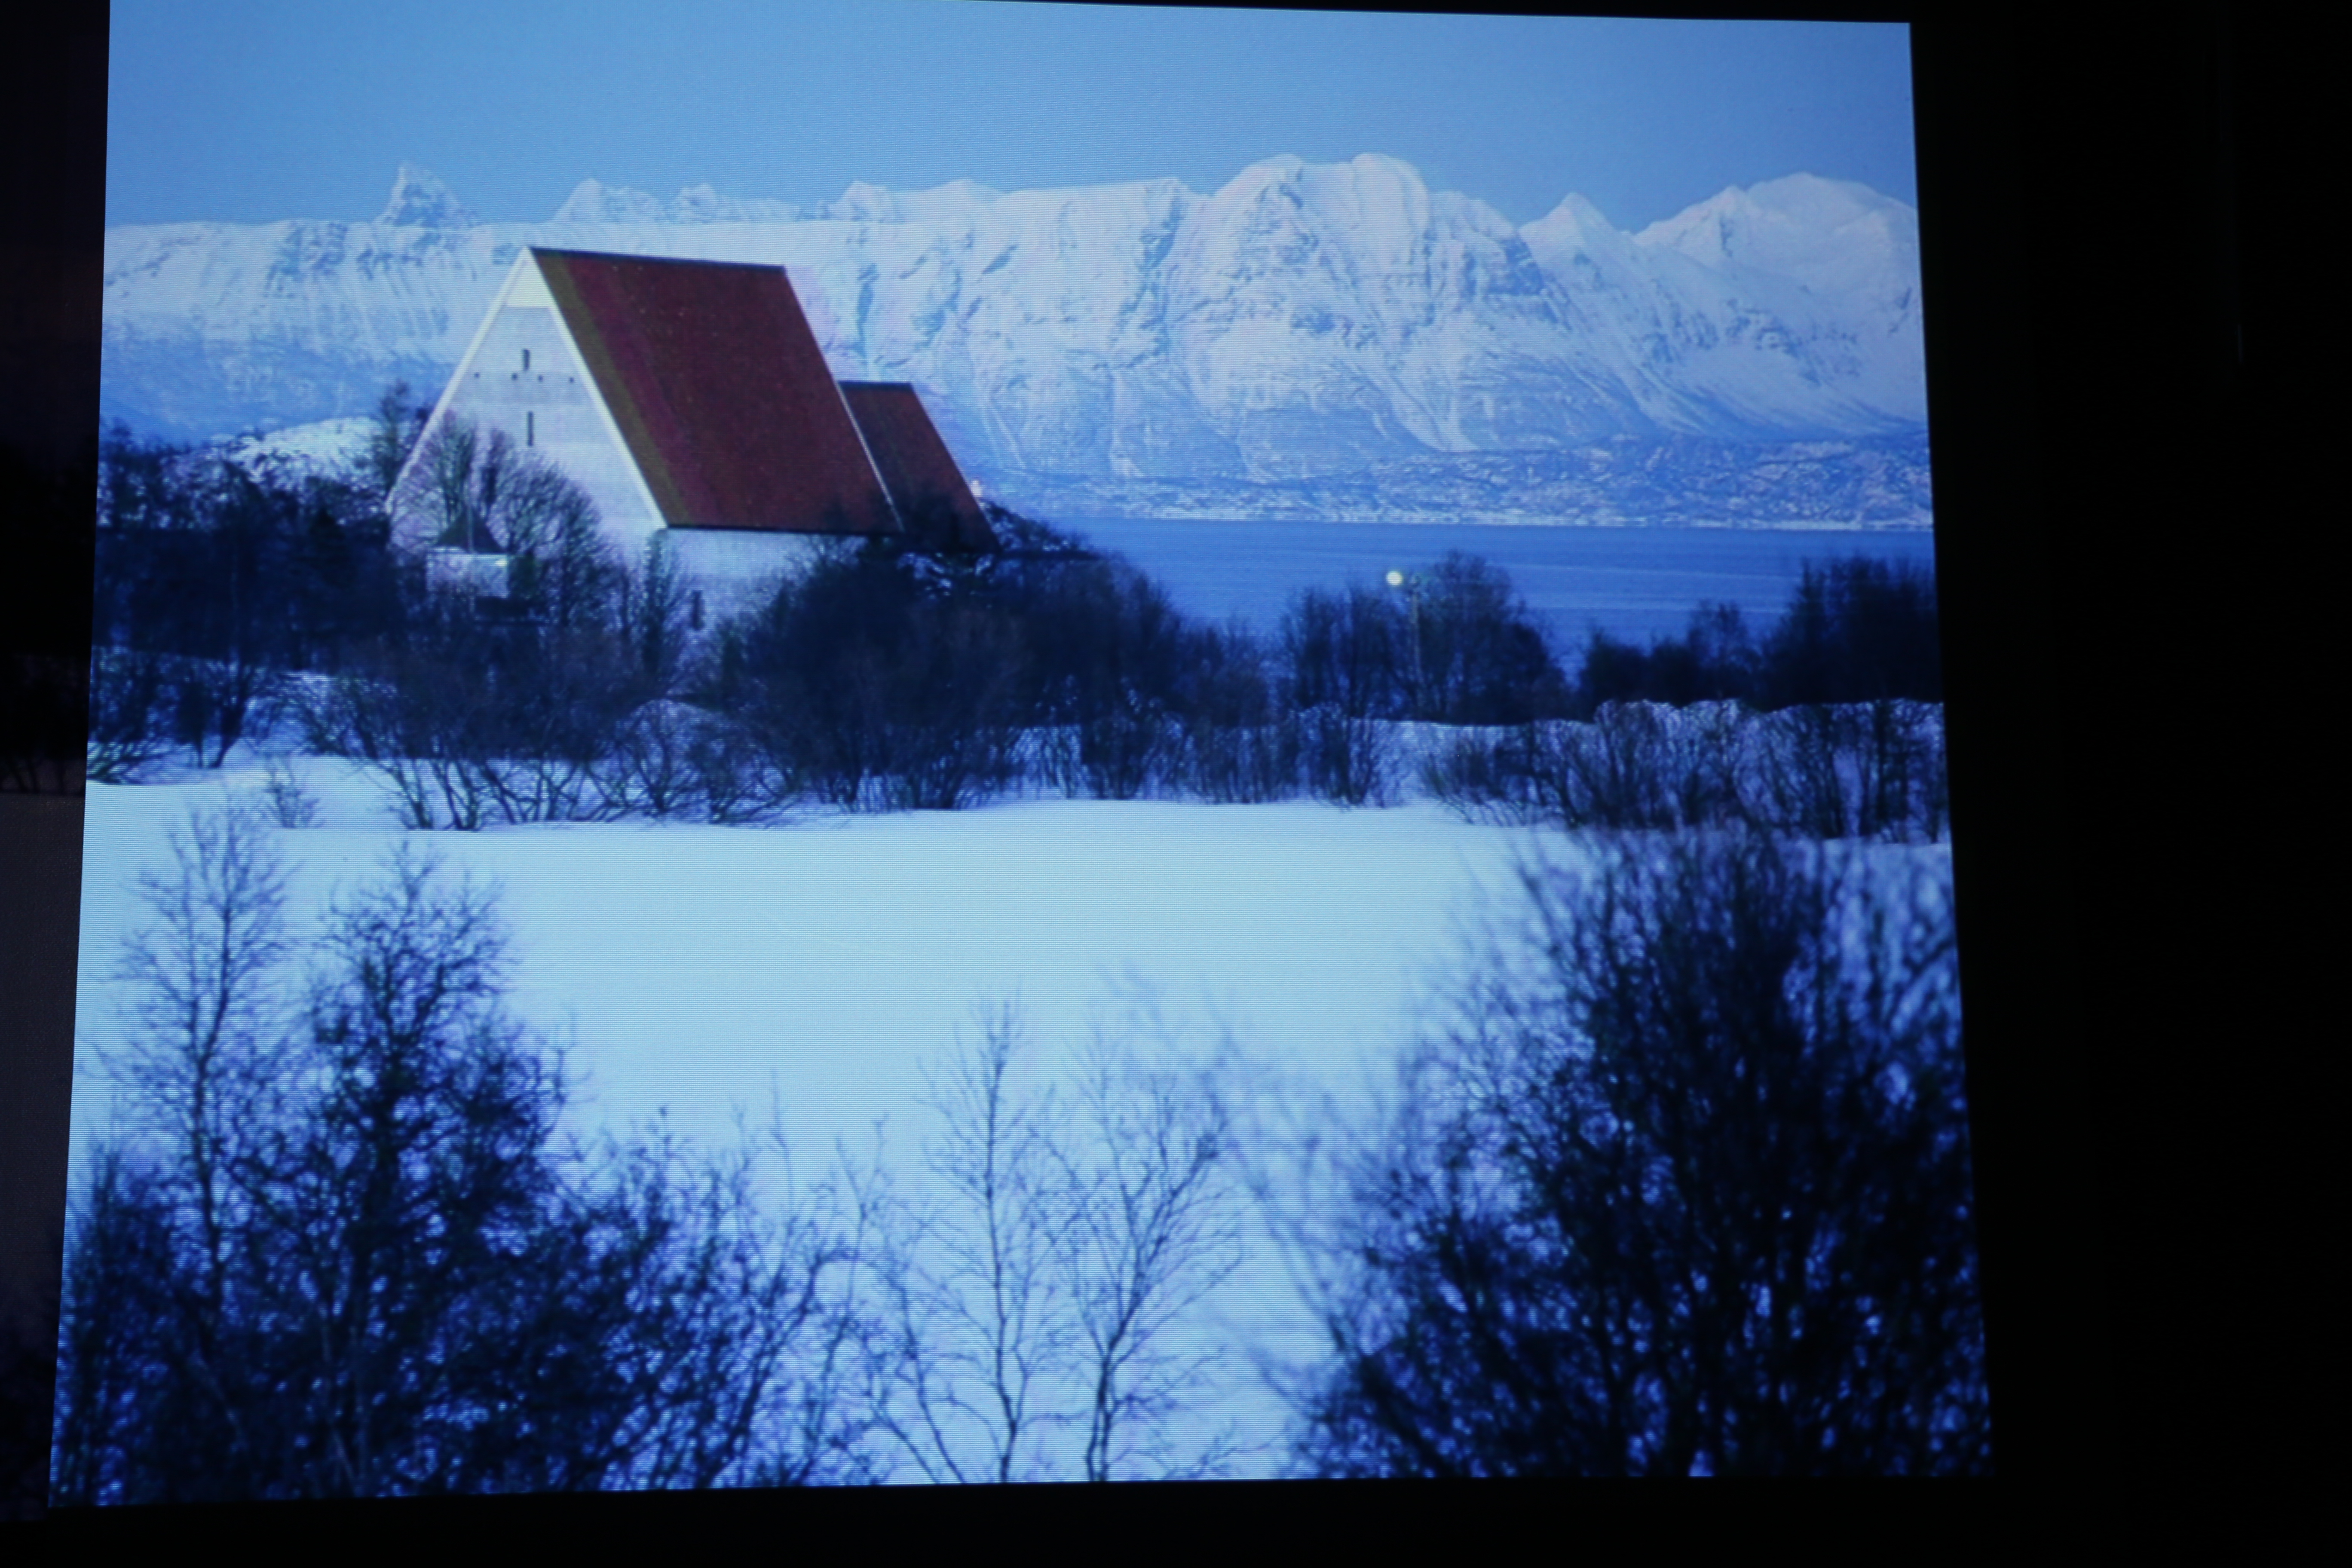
[64, 1, 1979, 1491]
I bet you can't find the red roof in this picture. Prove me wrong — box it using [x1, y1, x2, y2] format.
[535, 249, 897, 534]
[841, 382, 998, 553]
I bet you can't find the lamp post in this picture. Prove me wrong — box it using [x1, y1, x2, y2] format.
[1387, 568, 1425, 720]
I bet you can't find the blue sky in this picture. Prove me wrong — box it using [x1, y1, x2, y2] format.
[106, 1, 1915, 233]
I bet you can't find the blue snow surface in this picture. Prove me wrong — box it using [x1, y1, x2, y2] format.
[68, 745, 1953, 1482]
[1065, 517, 1942, 652]
[67, 756, 1554, 1479]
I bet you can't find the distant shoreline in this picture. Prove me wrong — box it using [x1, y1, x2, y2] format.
[147, 414, 1934, 535]
[1047, 514, 1934, 531]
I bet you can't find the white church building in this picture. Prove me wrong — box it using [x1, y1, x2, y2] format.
[391, 246, 994, 623]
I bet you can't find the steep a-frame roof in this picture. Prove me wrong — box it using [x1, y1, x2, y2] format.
[534, 248, 899, 535]
[840, 382, 998, 553]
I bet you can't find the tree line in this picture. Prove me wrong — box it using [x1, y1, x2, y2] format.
[86, 394, 419, 781]
[1421, 696, 1948, 842]
[1568, 557, 1942, 711]
[87, 399, 1947, 839]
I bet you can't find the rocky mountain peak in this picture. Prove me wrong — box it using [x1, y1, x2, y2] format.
[551, 178, 665, 225]
[376, 164, 478, 229]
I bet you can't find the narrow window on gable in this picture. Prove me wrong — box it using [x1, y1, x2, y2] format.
[526, 410, 535, 447]
[522, 348, 532, 372]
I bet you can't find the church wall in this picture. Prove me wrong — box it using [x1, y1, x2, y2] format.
[433, 302, 667, 561]
[657, 528, 836, 628]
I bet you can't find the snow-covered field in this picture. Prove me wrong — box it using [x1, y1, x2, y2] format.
[72, 755, 1539, 1159]
[70, 750, 1571, 1473]
[68, 743, 1957, 1478]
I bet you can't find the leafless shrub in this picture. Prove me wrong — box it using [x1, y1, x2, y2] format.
[85, 648, 172, 784]
[259, 755, 320, 828]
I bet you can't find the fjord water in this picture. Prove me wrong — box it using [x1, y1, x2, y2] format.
[1069, 518, 1942, 650]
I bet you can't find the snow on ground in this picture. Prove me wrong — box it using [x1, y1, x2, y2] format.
[214, 416, 376, 473]
[73, 754, 1536, 1165]
[69, 749, 1957, 1477]
[70, 751, 1559, 1475]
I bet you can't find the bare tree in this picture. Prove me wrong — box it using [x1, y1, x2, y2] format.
[1282, 583, 1404, 806]
[54, 814, 886, 1499]
[403, 416, 501, 553]
[1286, 828, 1987, 1476]
[503, 464, 619, 634]
[1055, 1026, 1244, 1481]
[879, 1004, 1072, 1482]
[358, 382, 430, 508]
[876, 1002, 1246, 1482]
[619, 536, 692, 687]
[107, 798, 290, 1320]
[396, 413, 616, 620]
[84, 646, 172, 783]
[55, 797, 294, 1499]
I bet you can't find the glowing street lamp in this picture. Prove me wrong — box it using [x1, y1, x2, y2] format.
[1387, 568, 1425, 717]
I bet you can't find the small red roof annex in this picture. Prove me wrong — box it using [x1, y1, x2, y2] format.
[841, 382, 998, 553]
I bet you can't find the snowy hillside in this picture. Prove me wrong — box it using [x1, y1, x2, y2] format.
[102, 157, 1931, 524]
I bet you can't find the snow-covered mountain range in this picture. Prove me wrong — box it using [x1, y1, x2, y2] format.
[101, 157, 1932, 525]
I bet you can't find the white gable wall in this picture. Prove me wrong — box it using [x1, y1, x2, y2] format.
[393, 251, 666, 564]
[394, 249, 852, 626]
